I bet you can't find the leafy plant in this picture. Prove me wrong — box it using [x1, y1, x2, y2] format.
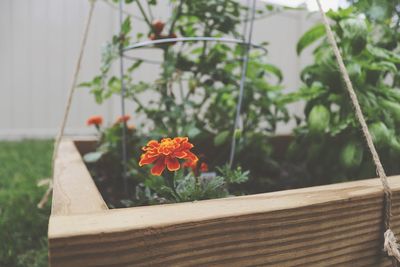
[83, 115, 154, 207]
[140, 138, 249, 203]
[286, 3, 400, 184]
[82, 0, 287, 206]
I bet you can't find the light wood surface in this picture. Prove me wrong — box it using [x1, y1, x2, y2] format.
[51, 138, 107, 215]
[48, 139, 400, 266]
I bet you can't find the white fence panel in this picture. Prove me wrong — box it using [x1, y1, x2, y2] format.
[0, 0, 316, 139]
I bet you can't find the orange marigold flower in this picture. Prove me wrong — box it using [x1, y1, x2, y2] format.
[116, 115, 131, 124]
[139, 137, 198, 176]
[86, 115, 103, 126]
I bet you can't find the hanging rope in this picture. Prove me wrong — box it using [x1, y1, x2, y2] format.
[315, 0, 400, 263]
[38, 0, 97, 208]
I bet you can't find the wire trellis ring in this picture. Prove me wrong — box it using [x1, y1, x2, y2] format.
[123, 36, 267, 52]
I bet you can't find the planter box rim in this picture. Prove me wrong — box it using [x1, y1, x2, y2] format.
[48, 137, 400, 267]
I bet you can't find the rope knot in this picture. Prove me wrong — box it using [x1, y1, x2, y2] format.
[384, 229, 400, 262]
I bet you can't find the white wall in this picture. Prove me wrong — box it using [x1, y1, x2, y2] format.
[0, 0, 318, 140]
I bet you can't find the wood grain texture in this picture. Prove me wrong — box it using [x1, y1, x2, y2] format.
[51, 138, 108, 215]
[49, 140, 400, 266]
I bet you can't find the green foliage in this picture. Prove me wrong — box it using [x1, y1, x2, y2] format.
[81, 0, 286, 137]
[288, 3, 400, 184]
[82, 0, 286, 206]
[83, 121, 156, 207]
[296, 24, 325, 55]
[83, 0, 400, 206]
[0, 140, 52, 267]
[216, 164, 249, 185]
[144, 165, 249, 203]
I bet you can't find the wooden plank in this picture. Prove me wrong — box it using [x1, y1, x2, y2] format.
[49, 143, 400, 267]
[51, 138, 108, 215]
[74, 137, 98, 155]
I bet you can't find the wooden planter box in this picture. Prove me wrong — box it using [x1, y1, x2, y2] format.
[48, 138, 400, 267]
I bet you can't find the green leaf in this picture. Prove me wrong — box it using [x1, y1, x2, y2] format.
[367, 62, 397, 73]
[201, 176, 226, 195]
[83, 152, 104, 163]
[366, 44, 390, 60]
[78, 81, 92, 87]
[214, 130, 230, 146]
[308, 105, 330, 135]
[263, 64, 283, 82]
[144, 176, 166, 191]
[296, 24, 325, 55]
[340, 141, 363, 168]
[127, 60, 143, 72]
[369, 122, 391, 147]
[381, 100, 400, 122]
[339, 17, 367, 40]
[121, 17, 131, 35]
[217, 165, 249, 184]
[187, 127, 201, 138]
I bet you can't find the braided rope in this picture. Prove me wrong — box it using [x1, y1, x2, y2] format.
[315, 0, 399, 263]
[38, 0, 96, 208]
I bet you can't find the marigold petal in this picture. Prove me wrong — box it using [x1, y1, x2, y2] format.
[174, 137, 188, 143]
[139, 154, 158, 166]
[161, 137, 172, 143]
[151, 157, 166, 176]
[184, 151, 198, 162]
[174, 150, 187, 158]
[166, 157, 180, 171]
[181, 141, 194, 150]
[147, 140, 159, 147]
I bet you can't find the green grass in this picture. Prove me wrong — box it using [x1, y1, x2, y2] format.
[0, 140, 52, 267]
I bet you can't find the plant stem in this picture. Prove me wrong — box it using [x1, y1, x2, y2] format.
[135, 0, 152, 27]
[146, 1, 154, 21]
[169, 0, 184, 35]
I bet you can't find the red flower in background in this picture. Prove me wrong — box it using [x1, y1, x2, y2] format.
[184, 160, 208, 173]
[200, 162, 209, 172]
[152, 19, 165, 35]
[139, 137, 198, 176]
[116, 115, 131, 124]
[87, 115, 103, 126]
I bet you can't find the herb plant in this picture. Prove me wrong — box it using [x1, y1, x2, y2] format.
[285, 3, 400, 185]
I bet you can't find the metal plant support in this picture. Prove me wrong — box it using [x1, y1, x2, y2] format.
[117, 0, 259, 187]
[118, 0, 129, 196]
[229, 0, 256, 167]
